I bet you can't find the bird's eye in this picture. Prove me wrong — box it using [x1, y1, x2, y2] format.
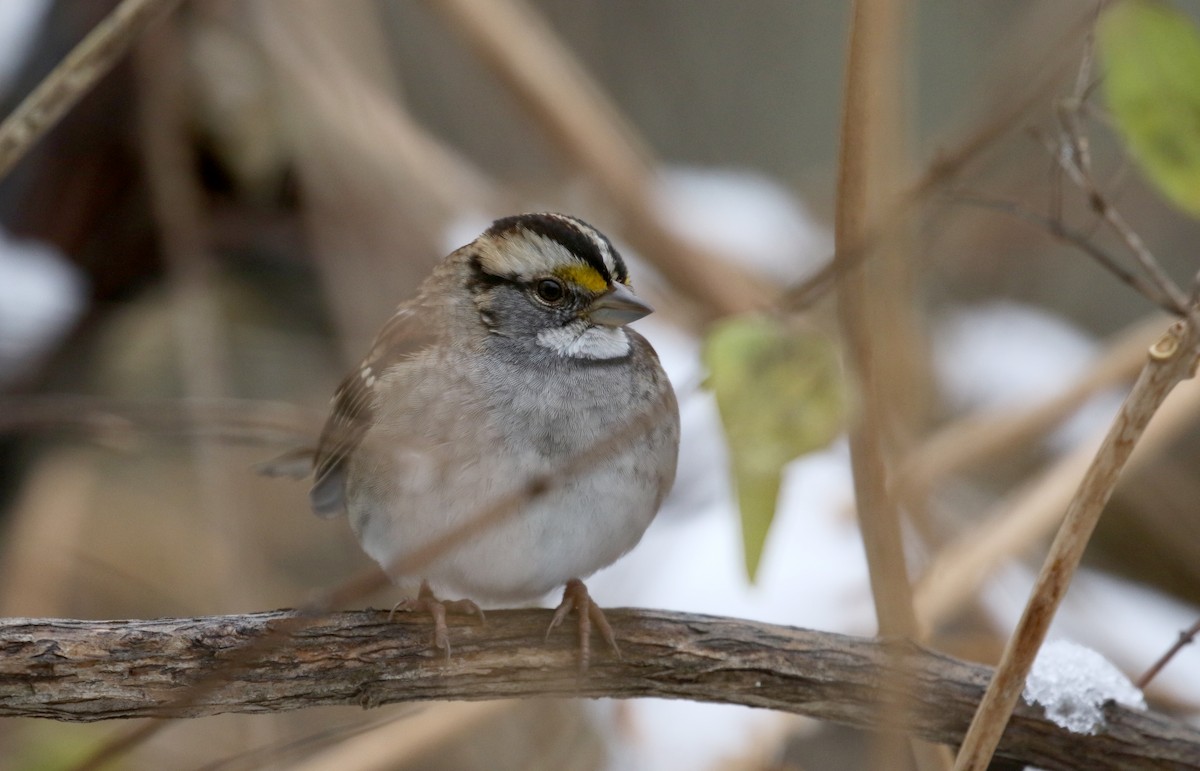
[535, 278, 566, 304]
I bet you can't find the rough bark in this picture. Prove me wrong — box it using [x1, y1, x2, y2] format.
[0, 608, 1195, 770]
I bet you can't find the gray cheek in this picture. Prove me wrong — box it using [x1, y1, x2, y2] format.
[487, 288, 547, 330]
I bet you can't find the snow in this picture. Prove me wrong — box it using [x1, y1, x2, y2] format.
[933, 301, 1124, 451]
[0, 229, 85, 384]
[0, 0, 47, 96]
[1023, 639, 1146, 734]
[984, 564, 1200, 707]
[655, 167, 832, 280]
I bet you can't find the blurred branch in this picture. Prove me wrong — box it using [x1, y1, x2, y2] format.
[0, 0, 182, 181]
[897, 313, 1164, 504]
[425, 0, 769, 318]
[252, 0, 505, 352]
[915, 336, 1200, 631]
[834, 3, 946, 771]
[0, 395, 318, 446]
[137, 13, 266, 620]
[2, 609, 1198, 771]
[834, 0, 919, 641]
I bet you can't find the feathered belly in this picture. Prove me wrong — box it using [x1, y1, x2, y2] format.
[349, 442, 663, 602]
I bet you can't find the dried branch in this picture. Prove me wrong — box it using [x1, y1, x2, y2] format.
[2, 609, 1198, 771]
[1137, 618, 1200, 690]
[0, 0, 182, 181]
[253, 0, 506, 351]
[953, 320, 1200, 771]
[834, 0, 919, 642]
[1033, 40, 1194, 320]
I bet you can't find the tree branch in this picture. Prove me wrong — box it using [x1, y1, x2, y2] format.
[0, 0, 183, 181]
[0, 609, 1196, 771]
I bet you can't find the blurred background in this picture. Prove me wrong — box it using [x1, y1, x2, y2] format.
[1, 0, 1198, 769]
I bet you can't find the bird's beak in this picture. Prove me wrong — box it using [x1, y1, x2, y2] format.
[587, 284, 653, 327]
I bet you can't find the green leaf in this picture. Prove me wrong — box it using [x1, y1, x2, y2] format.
[8, 722, 116, 771]
[703, 317, 845, 581]
[1099, 0, 1200, 217]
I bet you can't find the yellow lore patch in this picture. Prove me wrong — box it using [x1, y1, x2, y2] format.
[556, 264, 610, 294]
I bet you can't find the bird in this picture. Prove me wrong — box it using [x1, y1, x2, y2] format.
[309, 212, 680, 667]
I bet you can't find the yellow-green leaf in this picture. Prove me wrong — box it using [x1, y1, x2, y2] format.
[1099, 0, 1200, 217]
[703, 317, 845, 581]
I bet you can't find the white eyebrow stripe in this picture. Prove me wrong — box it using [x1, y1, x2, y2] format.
[552, 212, 617, 277]
[595, 232, 616, 275]
[478, 231, 570, 278]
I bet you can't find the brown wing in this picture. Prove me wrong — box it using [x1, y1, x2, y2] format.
[310, 306, 434, 518]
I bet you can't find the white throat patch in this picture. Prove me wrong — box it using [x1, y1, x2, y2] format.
[537, 321, 631, 359]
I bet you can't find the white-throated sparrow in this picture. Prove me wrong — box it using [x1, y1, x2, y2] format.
[311, 213, 680, 665]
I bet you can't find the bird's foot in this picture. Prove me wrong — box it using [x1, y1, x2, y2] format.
[388, 580, 485, 657]
[546, 578, 619, 672]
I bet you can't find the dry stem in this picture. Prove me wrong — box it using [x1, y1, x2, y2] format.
[834, 0, 919, 646]
[0, 395, 318, 446]
[835, 3, 948, 769]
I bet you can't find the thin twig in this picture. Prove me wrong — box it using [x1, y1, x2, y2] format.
[1137, 618, 1200, 690]
[4, 610, 1199, 771]
[0, 0, 183, 181]
[1041, 82, 1193, 318]
[952, 192, 1179, 314]
[952, 320, 1200, 771]
[192, 708, 425, 771]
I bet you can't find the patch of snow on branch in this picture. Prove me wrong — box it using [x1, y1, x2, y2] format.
[1023, 639, 1146, 735]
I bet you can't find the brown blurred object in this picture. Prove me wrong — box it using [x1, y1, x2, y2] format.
[0, 449, 95, 616]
